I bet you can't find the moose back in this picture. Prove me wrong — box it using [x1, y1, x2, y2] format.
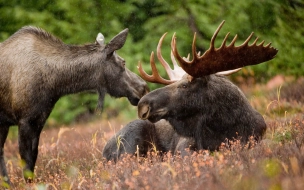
[0, 26, 148, 184]
[138, 20, 277, 151]
[103, 21, 278, 161]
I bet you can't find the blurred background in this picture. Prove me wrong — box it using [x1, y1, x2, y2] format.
[0, 0, 303, 127]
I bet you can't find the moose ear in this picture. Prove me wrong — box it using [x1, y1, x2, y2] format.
[105, 28, 129, 55]
[96, 33, 105, 45]
[187, 75, 194, 83]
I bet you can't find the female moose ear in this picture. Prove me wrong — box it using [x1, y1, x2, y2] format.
[96, 33, 105, 45]
[105, 28, 129, 55]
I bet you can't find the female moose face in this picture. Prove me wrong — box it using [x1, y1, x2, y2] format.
[103, 51, 149, 106]
[99, 28, 149, 106]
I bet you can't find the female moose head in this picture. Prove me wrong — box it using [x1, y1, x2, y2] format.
[137, 20, 278, 150]
[93, 29, 149, 107]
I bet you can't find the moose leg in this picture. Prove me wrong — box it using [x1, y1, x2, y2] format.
[18, 120, 43, 182]
[0, 126, 10, 184]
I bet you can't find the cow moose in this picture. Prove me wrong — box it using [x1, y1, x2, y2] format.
[0, 27, 148, 184]
[103, 20, 278, 161]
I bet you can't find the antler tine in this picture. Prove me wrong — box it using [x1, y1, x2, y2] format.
[171, 33, 192, 69]
[185, 53, 191, 60]
[171, 51, 179, 67]
[228, 34, 238, 47]
[258, 40, 265, 46]
[192, 33, 198, 61]
[171, 20, 278, 78]
[216, 68, 242, 76]
[170, 50, 186, 80]
[169, 34, 187, 80]
[210, 20, 226, 50]
[264, 42, 271, 48]
[138, 52, 174, 85]
[252, 37, 259, 45]
[138, 33, 186, 85]
[137, 53, 157, 82]
[157, 33, 176, 80]
[242, 32, 254, 46]
[219, 32, 230, 49]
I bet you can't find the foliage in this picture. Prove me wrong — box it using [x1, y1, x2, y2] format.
[2, 112, 304, 189]
[0, 0, 303, 125]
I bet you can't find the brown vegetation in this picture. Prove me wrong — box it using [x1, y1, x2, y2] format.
[1, 81, 304, 190]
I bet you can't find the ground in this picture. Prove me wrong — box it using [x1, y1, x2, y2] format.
[2, 76, 304, 190]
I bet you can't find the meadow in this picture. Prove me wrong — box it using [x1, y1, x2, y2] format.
[0, 1, 303, 189]
[2, 76, 304, 190]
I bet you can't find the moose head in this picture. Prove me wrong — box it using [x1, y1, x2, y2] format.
[137, 20, 278, 150]
[92, 29, 149, 107]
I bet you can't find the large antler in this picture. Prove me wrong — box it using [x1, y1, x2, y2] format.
[172, 20, 278, 78]
[138, 33, 186, 85]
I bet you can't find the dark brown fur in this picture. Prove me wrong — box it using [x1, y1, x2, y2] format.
[138, 74, 266, 151]
[102, 119, 196, 161]
[104, 74, 267, 161]
[0, 27, 148, 183]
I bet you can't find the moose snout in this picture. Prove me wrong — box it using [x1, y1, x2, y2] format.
[141, 85, 150, 97]
[127, 80, 149, 106]
[138, 103, 150, 120]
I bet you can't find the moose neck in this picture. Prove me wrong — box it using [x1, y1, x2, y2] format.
[167, 116, 200, 137]
[48, 44, 105, 96]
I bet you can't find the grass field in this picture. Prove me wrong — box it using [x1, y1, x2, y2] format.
[1, 77, 304, 190]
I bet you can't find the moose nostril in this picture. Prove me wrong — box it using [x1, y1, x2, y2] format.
[142, 111, 148, 119]
[139, 104, 150, 119]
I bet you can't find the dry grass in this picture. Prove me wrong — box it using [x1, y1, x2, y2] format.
[2, 79, 304, 190]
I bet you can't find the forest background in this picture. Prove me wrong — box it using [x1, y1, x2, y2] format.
[0, 0, 303, 126]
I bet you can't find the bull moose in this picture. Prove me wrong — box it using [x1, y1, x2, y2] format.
[0, 27, 148, 184]
[103, 20, 278, 161]
[103, 119, 196, 161]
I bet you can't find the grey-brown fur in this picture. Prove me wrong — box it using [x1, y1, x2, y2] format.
[103, 119, 196, 161]
[138, 74, 266, 151]
[0, 27, 148, 183]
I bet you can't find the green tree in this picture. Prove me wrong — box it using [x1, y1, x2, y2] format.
[0, 0, 302, 126]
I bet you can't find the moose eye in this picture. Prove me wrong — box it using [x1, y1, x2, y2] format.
[178, 83, 188, 89]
